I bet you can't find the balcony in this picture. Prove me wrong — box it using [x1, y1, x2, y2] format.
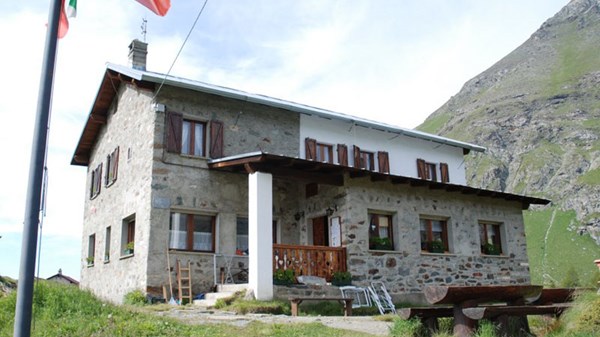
[273, 244, 347, 282]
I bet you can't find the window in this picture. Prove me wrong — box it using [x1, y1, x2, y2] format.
[420, 218, 449, 253]
[105, 147, 119, 187]
[480, 222, 503, 255]
[169, 212, 216, 252]
[182, 119, 206, 156]
[90, 163, 102, 199]
[104, 227, 111, 262]
[87, 234, 95, 266]
[425, 163, 437, 181]
[236, 217, 249, 254]
[359, 151, 375, 170]
[121, 216, 135, 255]
[417, 159, 450, 183]
[316, 143, 333, 163]
[166, 111, 224, 158]
[369, 213, 394, 250]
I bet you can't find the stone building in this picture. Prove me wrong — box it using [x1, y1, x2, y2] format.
[72, 40, 549, 303]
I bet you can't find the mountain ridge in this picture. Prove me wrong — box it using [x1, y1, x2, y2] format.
[419, 0, 600, 228]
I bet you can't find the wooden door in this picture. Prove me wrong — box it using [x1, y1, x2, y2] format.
[312, 216, 329, 246]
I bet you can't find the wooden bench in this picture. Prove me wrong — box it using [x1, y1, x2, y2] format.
[463, 303, 573, 320]
[288, 297, 353, 317]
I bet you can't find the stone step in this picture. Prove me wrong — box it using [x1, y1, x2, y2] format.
[216, 283, 248, 293]
[193, 284, 248, 307]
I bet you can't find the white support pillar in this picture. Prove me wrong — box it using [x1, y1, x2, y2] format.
[248, 171, 273, 300]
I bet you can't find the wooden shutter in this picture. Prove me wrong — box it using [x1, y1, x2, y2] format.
[105, 154, 111, 186]
[416, 159, 426, 179]
[113, 147, 120, 181]
[209, 120, 224, 158]
[353, 145, 361, 168]
[337, 144, 348, 166]
[440, 163, 449, 183]
[305, 137, 317, 160]
[377, 151, 390, 173]
[166, 111, 182, 153]
[441, 221, 449, 252]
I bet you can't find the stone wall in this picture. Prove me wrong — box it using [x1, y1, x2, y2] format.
[145, 87, 302, 296]
[80, 84, 156, 303]
[339, 176, 531, 302]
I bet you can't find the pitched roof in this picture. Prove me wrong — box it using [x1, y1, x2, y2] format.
[71, 63, 485, 166]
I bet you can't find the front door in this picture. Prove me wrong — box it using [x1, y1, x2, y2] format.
[312, 216, 329, 246]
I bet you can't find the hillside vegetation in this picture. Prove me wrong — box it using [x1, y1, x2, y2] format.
[418, 0, 600, 284]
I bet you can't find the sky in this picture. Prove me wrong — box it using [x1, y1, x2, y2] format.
[0, 0, 569, 281]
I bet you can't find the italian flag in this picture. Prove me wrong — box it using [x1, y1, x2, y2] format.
[67, 0, 77, 18]
[134, 0, 171, 16]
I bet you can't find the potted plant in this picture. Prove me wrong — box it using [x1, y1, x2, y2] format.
[273, 269, 295, 286]
[482, 243, 501, 255]
[124, 242, 134, 255]
[429, 240, 445, 253]
[369, 237, 393, 250]
[86, 256, 94, 266]
[331, 271, 352, 286]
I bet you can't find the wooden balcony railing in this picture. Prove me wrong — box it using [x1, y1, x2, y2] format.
[273, 244, 347, 281]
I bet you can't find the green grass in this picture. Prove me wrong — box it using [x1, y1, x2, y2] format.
[524, 207, 600, 286]
[416, 113, 451, 134]
[0, 281, 375, 337]
[577, 168, 600, 185]
[545, 18, 600, 96]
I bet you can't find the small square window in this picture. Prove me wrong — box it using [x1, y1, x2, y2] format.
[369, 213, 394, 250]
[316, 143, 333, 163]
[480, 222, 503, 255]
[87, 234, 95, 266]
[121, 216, 135, 256]
[420, 217, 449, 253]
[359, 151, 375, 171]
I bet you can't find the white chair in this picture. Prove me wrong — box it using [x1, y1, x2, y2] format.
[368, 281, 396, 314]
[339, 286, 371, 308]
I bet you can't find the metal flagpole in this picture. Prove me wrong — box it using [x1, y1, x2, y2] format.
[14, 0, 62, 336]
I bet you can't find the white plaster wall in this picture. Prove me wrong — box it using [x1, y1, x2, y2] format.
[299, 114, 467, 185]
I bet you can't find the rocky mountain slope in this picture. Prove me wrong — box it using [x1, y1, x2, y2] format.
[418, 0, 600, 244]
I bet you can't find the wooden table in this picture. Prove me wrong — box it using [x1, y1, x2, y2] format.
[423, 285, 543, 337]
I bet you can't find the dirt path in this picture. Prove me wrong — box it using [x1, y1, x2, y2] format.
[156, 308, 393, 336]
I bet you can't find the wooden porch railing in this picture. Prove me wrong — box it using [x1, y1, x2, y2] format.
[273, 244, 347, 281]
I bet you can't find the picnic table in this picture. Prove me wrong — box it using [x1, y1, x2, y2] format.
[421, 285, 576, 337]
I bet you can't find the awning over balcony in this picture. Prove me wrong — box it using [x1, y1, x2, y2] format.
[208, 151, 550, 209]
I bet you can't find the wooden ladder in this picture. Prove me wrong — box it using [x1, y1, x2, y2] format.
[176, 259, 192, 304]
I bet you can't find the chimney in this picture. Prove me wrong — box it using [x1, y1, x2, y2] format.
[128, 39, 148, 71]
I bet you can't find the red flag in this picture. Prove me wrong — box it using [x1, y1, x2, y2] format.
[58, 0, 69, 38]
[134, 0, 171, 16]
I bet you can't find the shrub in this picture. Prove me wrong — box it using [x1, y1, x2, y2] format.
[273, 269, 295, 285]
[124, 290, 147, 306]
[474, 320, 498, 337]
[561, 266, 580, 288]
[331, 271, 352, 286]
[390, 318, 426, 337]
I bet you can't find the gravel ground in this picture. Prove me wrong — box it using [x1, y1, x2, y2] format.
[156, 308, 393, 336]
